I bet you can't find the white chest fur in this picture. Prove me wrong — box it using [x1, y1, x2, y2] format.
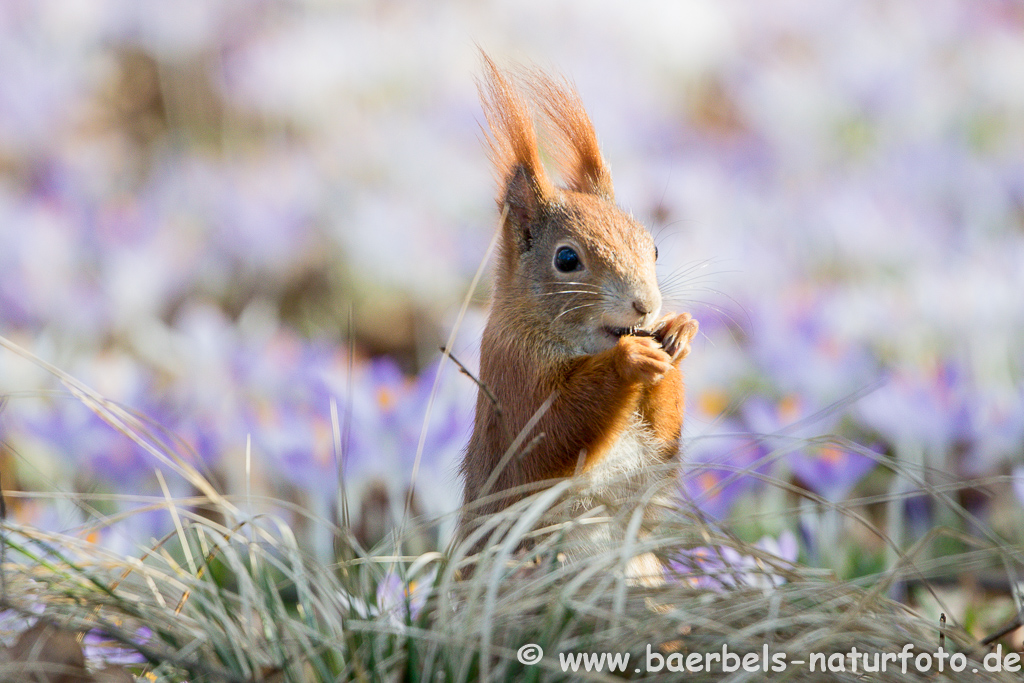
[562, 411, 677, 559]
[579, 411, 663, 499]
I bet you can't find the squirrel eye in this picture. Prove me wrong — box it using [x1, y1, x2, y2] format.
[554, 246, 581, 272]
[654, 245, 659, 261]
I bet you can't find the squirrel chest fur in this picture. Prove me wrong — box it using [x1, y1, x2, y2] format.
[458, 56, 698, 555]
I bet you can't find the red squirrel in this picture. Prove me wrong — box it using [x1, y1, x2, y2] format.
[458, 55, 698, 562]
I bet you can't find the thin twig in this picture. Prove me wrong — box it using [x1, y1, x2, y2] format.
[439, 345, 501, 416]
[981, 616, 1023, 647]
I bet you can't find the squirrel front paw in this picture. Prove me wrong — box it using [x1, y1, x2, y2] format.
[652, 312, 698, 363]
[614, 335, 673, 384]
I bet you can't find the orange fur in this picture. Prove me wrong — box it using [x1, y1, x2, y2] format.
[526, 68, 615, 199]
[639, 366, 684, 450]
[478, 54, 554, 203]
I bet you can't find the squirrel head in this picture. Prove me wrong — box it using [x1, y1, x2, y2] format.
[479, 54, 661, 356]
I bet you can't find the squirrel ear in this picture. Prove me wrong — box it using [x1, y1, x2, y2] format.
[478, 53, 555, 207]
[502, 164, 542, 253]
[527, 71, 615, 200]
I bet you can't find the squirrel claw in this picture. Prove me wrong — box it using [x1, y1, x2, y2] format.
[653, 312, 698, 363]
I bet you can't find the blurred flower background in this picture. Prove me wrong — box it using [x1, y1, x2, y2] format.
[1, 0, 1022, 592]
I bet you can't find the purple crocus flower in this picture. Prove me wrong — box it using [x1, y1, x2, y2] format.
[82, 627, 150, 667]
[856, 362, 973, 456]
[239, 336, 472, 524]
[332, 356, 413, 494]
[393, 357, 475, 508]
[682, 421, 771, 519]
[250, 399, 338, 498]
[965, 387, 1024, 476]
[20, 397, 157, 489]
[194, 154, 319, 273]
[89, 504, 179, 558]
[375, 570, 431, 624]
[787, 444, 878, 503]
[240, 331, 348, 499]
[666, 530, 799, 590]
[339, 355, 472, 517]
[0, 193, 111, 338]
[742, 393, 841, 440]
[745, 298, 876, 404]
[740, 394, 876, 503]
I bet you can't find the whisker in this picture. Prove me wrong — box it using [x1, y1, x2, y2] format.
[657, 260, 737, 291]
[660, 256, 739, 278]
[505, 287, 610, 303]
[506, 281, 605, 293]
[538, 290, 606, 297]
[660, 274, 715, 293]
[660, 277, 733, 297]
[553, 302, 599, 323]
[545, 281, 604, 290]
[664, 294, 735, 312]
[663, 285, 735, 300]
[664, 258, 716, 276]
[664, 296, 750, 330]
[664, 280, 745, 307]
[659, 266, 743, 301]
[659, 266, 736, 286]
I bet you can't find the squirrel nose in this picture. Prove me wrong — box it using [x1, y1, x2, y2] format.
[632, 300, 650, 316]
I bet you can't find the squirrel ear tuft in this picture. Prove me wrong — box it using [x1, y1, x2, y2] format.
[527, 71, 615, 200]
[478, 52, 554, 207]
